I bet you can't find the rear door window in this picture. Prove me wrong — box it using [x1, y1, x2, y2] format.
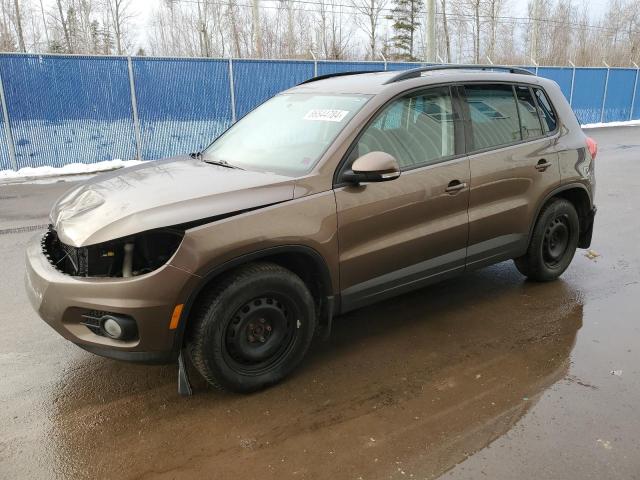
[515, 85, 544, 139]
[464, 84, 521, 151]
[533, 88, 557, 133]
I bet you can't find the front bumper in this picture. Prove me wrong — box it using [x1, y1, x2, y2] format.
[25, 233, 198, 363]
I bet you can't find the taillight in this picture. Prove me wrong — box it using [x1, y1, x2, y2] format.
[586, 136, 598, 160]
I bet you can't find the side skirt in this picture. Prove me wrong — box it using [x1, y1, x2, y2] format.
[339, 248, 466, 314]
[337, 234, 528, 315]
[465, 234, 528, 271]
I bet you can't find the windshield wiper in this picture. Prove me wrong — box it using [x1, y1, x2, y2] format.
[195, 152, 244, 170]
[204, 159, 244, 170]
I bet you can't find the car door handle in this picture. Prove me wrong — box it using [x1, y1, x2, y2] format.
[535, 159, 552, 172]
[445, 180, 467, 194]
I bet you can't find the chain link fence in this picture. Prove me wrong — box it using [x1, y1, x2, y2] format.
[0, 53, 638, 171]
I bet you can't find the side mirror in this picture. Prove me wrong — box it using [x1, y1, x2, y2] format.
[342, 151, 401, 184]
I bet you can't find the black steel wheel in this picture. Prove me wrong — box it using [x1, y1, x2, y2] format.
[542, 214, 570, 268]
[224, 295, 298, 375]
[187, 262, 316, 393]
[514, 198, 580, 282]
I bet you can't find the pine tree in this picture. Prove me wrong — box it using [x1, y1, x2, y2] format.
[387, 0, 423, 60]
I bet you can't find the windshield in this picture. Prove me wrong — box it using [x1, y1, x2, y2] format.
[202, 93, 371, 176]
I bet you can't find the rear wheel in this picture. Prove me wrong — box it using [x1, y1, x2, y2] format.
[187, 262, 316, 393]
[514, 198, 579, 282]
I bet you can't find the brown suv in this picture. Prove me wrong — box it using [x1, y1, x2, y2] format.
[25, 65, 597, 393]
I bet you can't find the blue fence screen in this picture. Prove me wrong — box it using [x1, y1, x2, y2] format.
[0, 53, 638, 170]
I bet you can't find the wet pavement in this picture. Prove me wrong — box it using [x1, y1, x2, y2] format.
[1, 126, 639, 479]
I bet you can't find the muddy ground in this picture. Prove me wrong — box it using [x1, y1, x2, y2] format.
[1, 126, 639, 479]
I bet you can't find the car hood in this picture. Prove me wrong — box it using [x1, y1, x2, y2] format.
[50, 156, 296, 247]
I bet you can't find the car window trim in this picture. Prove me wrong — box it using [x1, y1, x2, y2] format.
[512, 84, 546, 142]
[398, 151, 468, 175]
[464, 131, 558, 159]
[522, 85, 546, 136]
[531, 86, 559, 135]
[333, 83, 466, 187]
[459, 81, 560, 155]
[511, 85, 525, 143]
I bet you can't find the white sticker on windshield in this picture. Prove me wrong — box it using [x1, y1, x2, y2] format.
[303, 109, 349, 122]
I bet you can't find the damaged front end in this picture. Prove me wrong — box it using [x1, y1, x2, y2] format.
[42, 226, 183, 278]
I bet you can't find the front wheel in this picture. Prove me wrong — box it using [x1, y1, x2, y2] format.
[514, 198, 580, 282]
[187, 262, 316, 393]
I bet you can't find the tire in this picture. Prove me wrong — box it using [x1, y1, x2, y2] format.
[186, 262, 316, 393]
[514, 198, 580, 282]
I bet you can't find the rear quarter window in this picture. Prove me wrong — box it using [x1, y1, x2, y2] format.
[515, 86, 545, 139]
[533, 88, 558, 133]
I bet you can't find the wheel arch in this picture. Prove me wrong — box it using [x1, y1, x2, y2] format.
[530, 183, 594, 248]
[173, 245, 336, 350]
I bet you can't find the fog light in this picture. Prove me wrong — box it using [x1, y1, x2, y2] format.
[99, 314, 137, 340]
[102, 317, 123, 338]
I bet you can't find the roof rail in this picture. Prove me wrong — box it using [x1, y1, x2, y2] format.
[299, 70, 384, 85]
[383, 64, 534, 84]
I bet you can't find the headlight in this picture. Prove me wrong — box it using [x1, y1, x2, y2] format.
[43, 227, 183, 278]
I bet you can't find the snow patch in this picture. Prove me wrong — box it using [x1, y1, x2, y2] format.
[581, 119, 640, 129]
[0, 159, 145, 181]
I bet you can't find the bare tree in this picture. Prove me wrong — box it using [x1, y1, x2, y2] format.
[316, 0, 351, 60]
[12, 0, 24, 51]
[55, 0, 71, 52]
[351, 0, 388, 60]
[37, 0, 48, 47]
[196, 0, 209, 56]
[105, 0, 134, 55]
[227, 0, 242, 57]
[0, 0, 15, 51]
[470, 0, 480, 63]
[282, 0, 295, 57]
[440, 0, 451, 62]
[484, 0, 503, 61]
[0, 0, 638, 68]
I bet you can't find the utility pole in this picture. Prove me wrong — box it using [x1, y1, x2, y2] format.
[252, 0, 263, 58]
[425, 0, 436, 62]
